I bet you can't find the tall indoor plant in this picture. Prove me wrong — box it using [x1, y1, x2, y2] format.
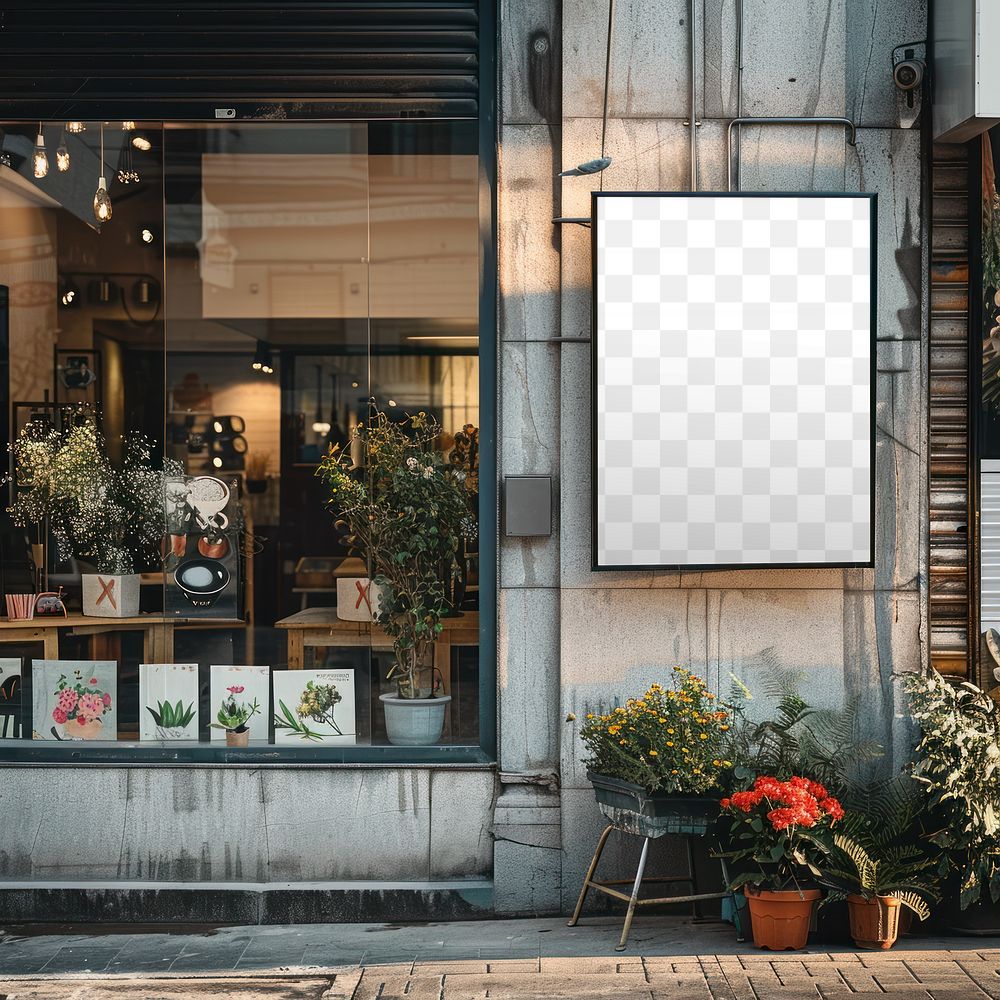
[7, 411, 180, 617]
[317, 406, 472, 745]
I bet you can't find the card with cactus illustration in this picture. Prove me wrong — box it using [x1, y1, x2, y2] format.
[32, 660, 117, 741]
[209, 664, 270, 741]
[272, 669, 356, 745]
[139, 663, 199, 740]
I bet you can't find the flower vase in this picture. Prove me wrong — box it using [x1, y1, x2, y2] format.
[62, 717, 104, 741]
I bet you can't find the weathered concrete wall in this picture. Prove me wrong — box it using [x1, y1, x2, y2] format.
[0, 767, 495, 882]
[495, 0, 928, 914]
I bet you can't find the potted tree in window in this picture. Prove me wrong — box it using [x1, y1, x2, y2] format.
[317, 406, 472, 746]
[7, 411, 181, 617]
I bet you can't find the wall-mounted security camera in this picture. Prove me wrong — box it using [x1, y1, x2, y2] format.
[891, 41, 926, 129]
[893, 58, 924, 92]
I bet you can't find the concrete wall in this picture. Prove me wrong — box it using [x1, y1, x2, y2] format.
[494, 0, 929, 915]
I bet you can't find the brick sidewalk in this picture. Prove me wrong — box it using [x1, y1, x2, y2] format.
[7, 950, 1000, 999]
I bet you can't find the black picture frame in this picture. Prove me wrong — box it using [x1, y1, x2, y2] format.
[590, 189, 878, 573]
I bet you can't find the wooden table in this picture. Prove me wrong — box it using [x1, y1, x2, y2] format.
[275, 607, 480, 702]
[0, 614, 243, 662]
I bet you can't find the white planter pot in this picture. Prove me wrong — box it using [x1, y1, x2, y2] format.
[379, 693, 451, 746]
[81, 573, 140, 618]
[336, 577, 383, 621]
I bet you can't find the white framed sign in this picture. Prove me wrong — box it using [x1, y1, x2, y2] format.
[593, 191, 876, 570]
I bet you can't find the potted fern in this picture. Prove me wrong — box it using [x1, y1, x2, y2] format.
[819, 776, 939, 949]
[316, 407, 471, 746]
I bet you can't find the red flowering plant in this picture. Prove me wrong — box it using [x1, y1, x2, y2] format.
[720, 775, 845, 893]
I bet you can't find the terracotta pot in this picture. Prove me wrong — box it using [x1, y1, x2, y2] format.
[198, 535, 229, 559]
[226, 728, 250, 747]
[745, 887, 821, 950]
[848, 894, 902, 950]
[63, 717, 104, 741]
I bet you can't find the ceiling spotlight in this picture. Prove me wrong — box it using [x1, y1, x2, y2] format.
[212, 456, 224, 469]
[121, 121, 136, 132]
[58, 276, 80, 308]
[351, 380, 360, 389]
[251, 340, 275, 374]
[66, 121, 86, 134]
[387, 399, 397, 408]
[140, 226, 155, 244]
[132, 134, 152, 152]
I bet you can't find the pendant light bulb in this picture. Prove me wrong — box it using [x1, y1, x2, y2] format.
[56, 139, 70, 172]
[94, 178, 112, 222]
[32, 126, 48, 178]
[66, 121, 85, 134]
[93, 123, 111, 223]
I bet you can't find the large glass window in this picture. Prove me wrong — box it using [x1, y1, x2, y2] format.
[0, 118, 488, 760]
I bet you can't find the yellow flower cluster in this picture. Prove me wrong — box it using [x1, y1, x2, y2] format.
[575, 667, 733, 795]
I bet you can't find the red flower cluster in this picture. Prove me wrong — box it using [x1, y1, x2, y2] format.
[720, 775, 843, 832]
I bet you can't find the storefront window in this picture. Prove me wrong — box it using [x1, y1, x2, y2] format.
[0, 118, 487, 759]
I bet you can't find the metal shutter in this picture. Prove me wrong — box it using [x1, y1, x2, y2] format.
[0, 2, 479, 120]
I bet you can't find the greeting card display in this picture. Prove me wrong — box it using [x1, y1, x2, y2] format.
[272, 669, 357, 745]
[209, 664, 269, 742]
[0, 659, 21, 739]
[140, 663, 199, 740]
[32, 660, 117, 741]
[164, 475, 242, 619]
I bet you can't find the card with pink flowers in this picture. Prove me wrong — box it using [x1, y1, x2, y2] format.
[209, 664, 269, 742]
[32, 660, 117, 741]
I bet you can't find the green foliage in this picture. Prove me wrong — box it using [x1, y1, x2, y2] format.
[146, 699, 196, 730]
[316, 408, 473, 698]
[7, 408, 183, 574]
[210, 695, 260, 733]
[820, 775, 940, 919]
[274, 700, 323, 742]
[906, 670, 1000, 909]
[721, 668, 884, 794]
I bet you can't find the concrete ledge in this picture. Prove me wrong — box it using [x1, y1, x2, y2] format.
[0, 880, 494, 924]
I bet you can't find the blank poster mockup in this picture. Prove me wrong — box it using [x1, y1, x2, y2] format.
[593, 192, 875, 570]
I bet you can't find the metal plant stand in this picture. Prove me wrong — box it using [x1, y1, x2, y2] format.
[568, 823, 745, 951]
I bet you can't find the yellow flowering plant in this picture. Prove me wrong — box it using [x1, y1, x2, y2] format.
[575, 668, 733, 795]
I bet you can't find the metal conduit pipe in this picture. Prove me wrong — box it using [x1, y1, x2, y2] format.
[725, 116, 857, 191]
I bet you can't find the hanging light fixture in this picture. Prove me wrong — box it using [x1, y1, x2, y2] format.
[117, 122, 139, 184]
[132, 134, 152, 152]
[66, 121, 86, 134]
[32, 123, 48, 178]
[56, 128, 70, 172]
[251, 340, 274, 374]
[311, 365, 331, 435]
[93, 123, 112, 223]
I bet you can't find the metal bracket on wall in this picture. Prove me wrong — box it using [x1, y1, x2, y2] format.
[726, 116, 857, 192]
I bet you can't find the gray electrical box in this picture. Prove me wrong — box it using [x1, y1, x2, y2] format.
[504, 476, 552, 536]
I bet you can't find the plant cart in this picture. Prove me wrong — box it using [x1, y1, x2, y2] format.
[568, 772, 745, 950]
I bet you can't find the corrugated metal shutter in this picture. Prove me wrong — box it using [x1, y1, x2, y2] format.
[0, 2, 479, 119]
[981, 462, 1000, 631]
[929, 142, 971, 678]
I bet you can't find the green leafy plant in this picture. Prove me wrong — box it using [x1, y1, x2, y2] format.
[146, 699, 196, 732]
[572, 668, 733, 794]
[721, 668, 883, 794]
[819, 776, 940, 920]
[317, 407, 473, 699]
[210, 685, 260, 733]
[906, 669, 1000, 909]
[7, 408, 183, 575]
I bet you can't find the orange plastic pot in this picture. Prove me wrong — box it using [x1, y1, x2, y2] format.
[745, 887, 821, 950]
[847, 894, 901, 950]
